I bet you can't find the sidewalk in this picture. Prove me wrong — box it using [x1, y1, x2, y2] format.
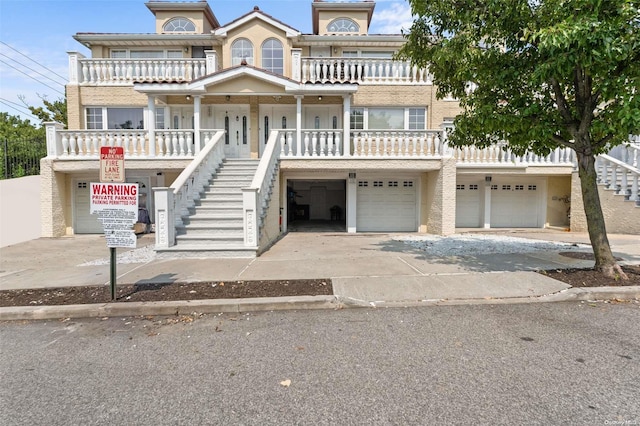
[1, 230, 639, 320]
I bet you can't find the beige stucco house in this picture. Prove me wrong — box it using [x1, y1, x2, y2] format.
[41, 0, 640, 256]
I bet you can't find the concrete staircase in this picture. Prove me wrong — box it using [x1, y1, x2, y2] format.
[171, 159, 260, 257]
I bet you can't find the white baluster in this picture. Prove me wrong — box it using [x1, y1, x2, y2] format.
[178, 132, 186, 156]
[304, 132, 310, 156]
[287, 131, 294, 156]
[311, 132, 318, 156]
[334, 132, 341, 157]
[280, 131, 287, 157]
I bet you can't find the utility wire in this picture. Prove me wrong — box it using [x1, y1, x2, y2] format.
[0, 52, 66, 87]
[0, 59, 65, 96]
[0, 41, 67, 82]
[0, 100, 39, 120]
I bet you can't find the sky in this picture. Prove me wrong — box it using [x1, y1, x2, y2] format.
[0, 0, 413, 124]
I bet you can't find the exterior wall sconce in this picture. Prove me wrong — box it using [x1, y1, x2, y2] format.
[226, 95, 231, 101]
[349, 171, 356, 183]
[318, 95, 322, 101]
[186, 95, 191, 101]
[485, 175, 492, 182]
[273, 95, 282, 101]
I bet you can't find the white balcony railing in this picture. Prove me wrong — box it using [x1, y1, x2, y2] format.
[78, 59, 207, 84]
[453, 143, 575, 166]
[300, 58, 432, 85]
[44, 124, 221, 159]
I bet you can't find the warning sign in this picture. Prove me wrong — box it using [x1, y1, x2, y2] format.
[100, 146, 125, 182]
[90, 182, 138, 248]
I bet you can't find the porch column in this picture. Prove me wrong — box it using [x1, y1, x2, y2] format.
[347, 172, 357, 233]
[193, 95, 202, 154]
[342, 94, 351, 156]
[483, 178, 492, 228]
[295, 95, 303, 156]
[154, 187, 175, 248]
[147, 96, 156, 157]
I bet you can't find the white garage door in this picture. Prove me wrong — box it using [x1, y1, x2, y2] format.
[74, 180, 102, 234]
[490, 180, 544, 227]
[455, 182, 482, 227]
[357, 179, 417, 231]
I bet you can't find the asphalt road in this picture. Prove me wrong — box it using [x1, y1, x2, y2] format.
[1, 301, 639, 425]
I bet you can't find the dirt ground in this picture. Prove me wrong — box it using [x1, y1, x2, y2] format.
[1, 261, 639, 307]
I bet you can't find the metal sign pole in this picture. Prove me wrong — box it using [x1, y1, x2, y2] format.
[110, 247, 117, 301]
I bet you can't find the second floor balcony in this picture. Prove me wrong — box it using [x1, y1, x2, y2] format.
[68, 51, 432, 86]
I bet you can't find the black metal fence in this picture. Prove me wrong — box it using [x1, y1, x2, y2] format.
[0, 138, 46, 179]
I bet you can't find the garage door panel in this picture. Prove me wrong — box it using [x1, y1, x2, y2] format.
[357, 179, 417, 232]
[456, 182, 482, 227]
[490, 181, 542, 228]
[74, 181, 103, 234]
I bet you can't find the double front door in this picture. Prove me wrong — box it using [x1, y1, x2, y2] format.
[220, 107, 250, 158]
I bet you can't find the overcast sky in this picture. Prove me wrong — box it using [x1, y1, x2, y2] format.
[0, 0, 413, 124]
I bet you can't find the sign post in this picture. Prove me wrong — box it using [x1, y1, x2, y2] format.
[93, 147, 135, 301]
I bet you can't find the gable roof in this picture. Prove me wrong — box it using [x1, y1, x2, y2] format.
[214, 6, 301, 38]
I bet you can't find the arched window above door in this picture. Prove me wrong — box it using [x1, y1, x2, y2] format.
[261, 38, 284, 74]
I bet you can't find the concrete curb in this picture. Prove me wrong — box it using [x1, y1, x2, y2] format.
[1, 287, 638, 321]
[335, 286, 640, 308]
[0, 296, 340, 321]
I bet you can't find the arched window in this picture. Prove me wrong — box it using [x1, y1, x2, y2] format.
[231, 38, 254, 66]
[163, 17, 196, 32]
[327, 18, 359, 33]
[261, 38, 283, 74]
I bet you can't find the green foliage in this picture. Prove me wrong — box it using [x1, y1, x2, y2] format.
[0, 112, 46, 179]
[24, 96, 67, 128]
[398, 0, 640, 155]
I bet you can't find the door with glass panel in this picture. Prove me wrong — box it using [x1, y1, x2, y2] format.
[219, 107, 250, 158]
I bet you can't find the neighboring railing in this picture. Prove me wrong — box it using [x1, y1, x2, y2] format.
[154, 130, 226, 249]
[607, 136, 640, 168]
[352, 130, 445, 157]
[1, 137, 45, 179]
[45, 124, 220, 159]
[453, 143, 575, 166]
[596, 154, 640, 204]
[78, 59, 207, 84]
[301, 58, 432, 85]
[243, 130, 281, 247]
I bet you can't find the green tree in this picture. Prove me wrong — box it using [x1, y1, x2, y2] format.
[399, 0, 640, 279]
[0, 112, 45, 179]
[19, 94, 67, 128]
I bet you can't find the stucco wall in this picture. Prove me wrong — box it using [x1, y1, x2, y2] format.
[570, 171, 640, 234]
[317, 10, 369, 35]
[546, 176, 571, 228]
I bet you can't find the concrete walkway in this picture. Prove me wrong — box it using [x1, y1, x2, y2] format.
[1, 230, 639, 318]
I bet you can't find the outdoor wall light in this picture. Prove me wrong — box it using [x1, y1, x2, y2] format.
[318, 95, 322, 101]
[226, 95, 231, 101]
[186, 95, 191, 101]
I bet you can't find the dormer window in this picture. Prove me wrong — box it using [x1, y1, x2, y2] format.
[163, 17, 196, 32]
[327, 18, 359, 33]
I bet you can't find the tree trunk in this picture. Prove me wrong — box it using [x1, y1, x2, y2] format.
[575, 150, 628, 280]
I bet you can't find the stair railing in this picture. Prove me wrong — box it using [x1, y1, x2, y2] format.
[154, 130, 226, 248]
[596, 154, 640, 204]
[242, 130, 281, 247]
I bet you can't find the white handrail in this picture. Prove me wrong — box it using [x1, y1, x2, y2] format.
[243, 130, 281, 247]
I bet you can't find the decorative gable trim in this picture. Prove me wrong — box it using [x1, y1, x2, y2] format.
[214, 8, 300, 38]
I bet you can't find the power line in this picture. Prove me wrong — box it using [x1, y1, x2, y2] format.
[0, 59, 65, 96]
[0, 41, 67, 82]
[0, 100, 39, 120]
[0, 52, 66, 87]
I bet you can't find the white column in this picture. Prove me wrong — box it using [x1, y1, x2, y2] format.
[342, 95, 351, 156]
[67, 51, 85, 84]
[483, 179, 492, 228]
[154, 187, 175, 248]
[44, 122, 64, 157]
[193, 95, 201, 154]
[291, 48, 302, 82]
[347, 172, 357, 233]
[205, 50, 218, 75]
[242, 188, 259, 247]
[295, 95, 303, 156]
[147, 96, 156, 157]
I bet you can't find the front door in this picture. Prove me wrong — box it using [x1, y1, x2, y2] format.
[220, 107, 250, 158]
[259, 105, 296, 155]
